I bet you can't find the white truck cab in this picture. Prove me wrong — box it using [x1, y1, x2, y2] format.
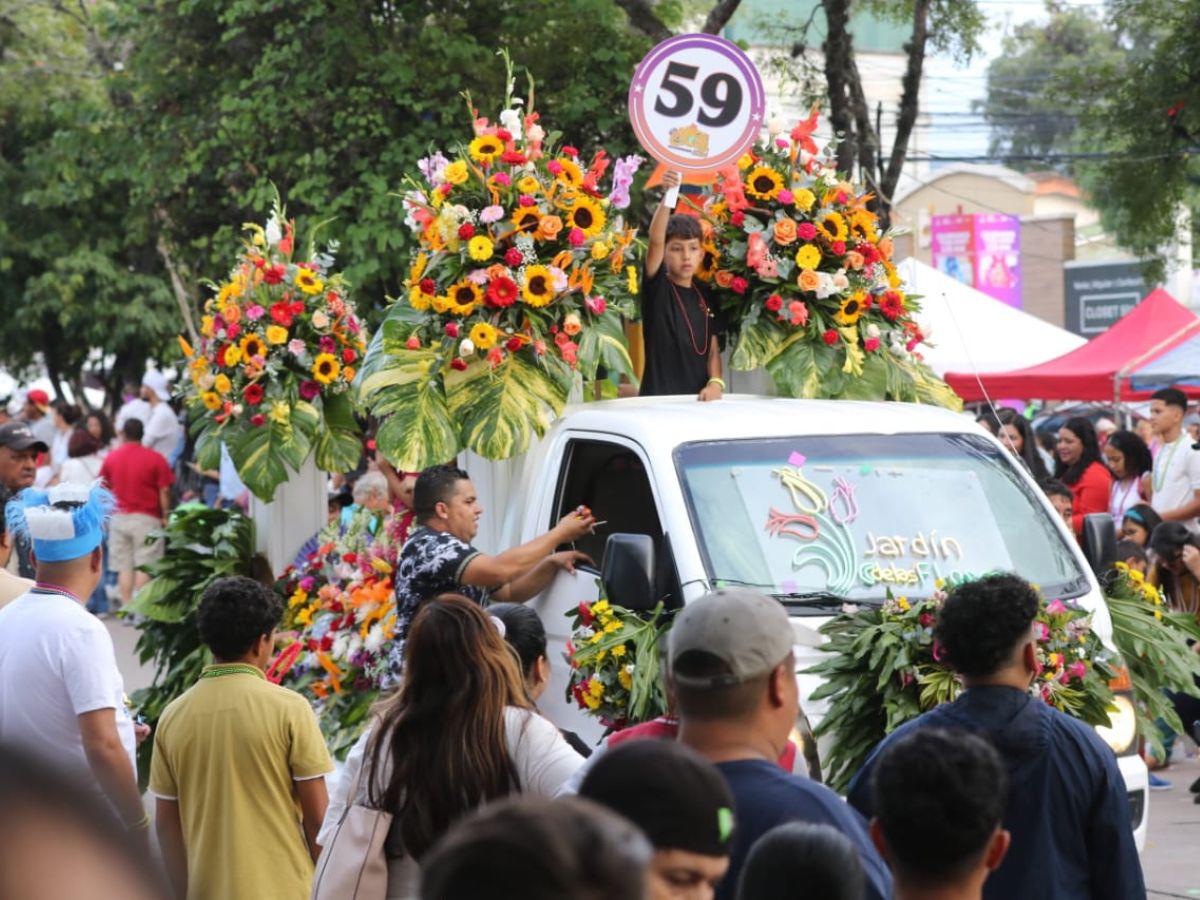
[464, 394, 1149, 849]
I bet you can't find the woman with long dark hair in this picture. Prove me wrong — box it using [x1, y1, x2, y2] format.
[997, 410, 1048, 482]
[1054, 417, 1112, 536]
[317, 594, 583, 897]
[1103, 430, 1153, 524]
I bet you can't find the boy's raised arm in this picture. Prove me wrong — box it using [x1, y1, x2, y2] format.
[645, 170, 681, 279]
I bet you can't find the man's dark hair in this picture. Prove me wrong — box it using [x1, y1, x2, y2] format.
[671, 649, 773, 720]
[935, 574, 1038, 678]
[1114, 540, 1148, 566]
[737, 822, 865, 900]
[872, 729, 1007, 885]
[420, 797, 651, 900]
[121, 418, 144, 443]
[1039, 478, 1072, 501]
[412, 463, 470, 524]
[1151, 387, 1188, 411]
[197, 575, 283, 661]
[665, 214, 703, 243]
[53, 401, 82, 426]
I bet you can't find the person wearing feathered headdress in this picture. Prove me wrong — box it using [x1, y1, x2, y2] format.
[0, 482, 150, 839]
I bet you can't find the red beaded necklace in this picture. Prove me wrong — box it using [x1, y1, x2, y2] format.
[669, 280, 710, 356]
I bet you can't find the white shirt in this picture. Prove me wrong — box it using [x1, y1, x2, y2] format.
[143, 402, 182, 462]
[1150, 435, 1200, 532]
[114, 398, 151, 432]
[0, 589, 137, 794]
[50, 428, 72, 473]
[60, 454, 103, 485]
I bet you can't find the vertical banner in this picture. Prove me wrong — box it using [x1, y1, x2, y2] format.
[931, 214, 976, 287]
[974, 213, 1022, 308]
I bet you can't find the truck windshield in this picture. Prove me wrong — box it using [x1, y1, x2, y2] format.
[675, 433, 1088, 608]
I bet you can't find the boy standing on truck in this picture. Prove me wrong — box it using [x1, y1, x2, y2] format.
[639, 171, 726, 401]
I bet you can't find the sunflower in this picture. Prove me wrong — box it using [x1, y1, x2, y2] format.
[521, 265, 556, 307]
[239, 333, 267, 361]
[697, 243, 721, 282]
[512, 206, 541, 233]
[200, 391, 221, 411]
[312, 353, 341, 385]
[294, 269, 324, 295]
[408, 286, 432, 311]
[834, 292, 867, 326]
[469, 322, 499, 350]
[745, 166, 784, 200]
[468, 134, 505, 165]
[223, 345, 242, 367]
[815, 211, 849, 244]
[555, 158, 584, 189]
[794, 244, 822, 271]
[849, 208, 879, 242]
[447, 280, 483, 316]
[566, 196, 606, 238]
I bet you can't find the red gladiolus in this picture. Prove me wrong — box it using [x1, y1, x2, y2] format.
[496, 128, 512, 141]
[578, 601, 594, 625]
[243, 383, 265, 405]
[765, 293, 783, 312]
[822, 329, 839, 346]
[501, 150, 526, 165]
[504, 248, 523, 266]
[458, 223, 475, 240]
[487, 276, 519, 308]
[263, 264, 286, 285]
[562, 146, 579, 157]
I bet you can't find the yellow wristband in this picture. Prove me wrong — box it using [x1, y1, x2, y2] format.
[707, 378, 726, 390]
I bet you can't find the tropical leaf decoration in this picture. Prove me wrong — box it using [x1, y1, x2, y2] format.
[701, 108, 961, 409]
[359, 53, 641, 468]
[179, 192, 368, 501]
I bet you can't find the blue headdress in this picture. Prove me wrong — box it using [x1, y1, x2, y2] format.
[6, 483, 115, 563]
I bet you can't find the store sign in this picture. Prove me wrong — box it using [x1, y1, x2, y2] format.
[930, 213, 1022, 308]
[1063, 261, 1147, 337]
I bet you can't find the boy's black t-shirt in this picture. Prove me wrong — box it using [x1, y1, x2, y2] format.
[639, 265, 724, 396]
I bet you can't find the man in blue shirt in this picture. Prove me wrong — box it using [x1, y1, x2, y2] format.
[848, 573, 1146, 900]
[669, 587, 892, 900]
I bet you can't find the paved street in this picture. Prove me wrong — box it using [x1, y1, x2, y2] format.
[106, 618, 1200, 893]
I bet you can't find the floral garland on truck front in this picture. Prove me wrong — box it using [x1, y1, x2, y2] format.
[700, 109, 960, 408]
[358, 56, 643, 470]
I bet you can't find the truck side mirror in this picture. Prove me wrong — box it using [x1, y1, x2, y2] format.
[1081, 513, 1118, 575]
[601, 533, 656, 612]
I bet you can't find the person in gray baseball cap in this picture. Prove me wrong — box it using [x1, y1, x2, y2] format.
[669, 587, 891, 900]
[0, 421, 49, 578]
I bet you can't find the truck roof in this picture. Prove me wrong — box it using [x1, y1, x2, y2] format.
[557, 394, 981, 457]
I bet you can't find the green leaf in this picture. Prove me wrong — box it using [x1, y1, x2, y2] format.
[373, 377, 461, 471]
[576, 313, 637, 384]
[730, 316, 785, 371]
[315, 391, 363, 473]
[228, 401, 318, 501]
[766, 332, 823, 397]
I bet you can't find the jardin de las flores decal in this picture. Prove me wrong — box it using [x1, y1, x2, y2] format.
[859, 530, 967, 588]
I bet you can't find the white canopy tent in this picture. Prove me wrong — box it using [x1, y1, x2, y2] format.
[896, 257, 1086, 378]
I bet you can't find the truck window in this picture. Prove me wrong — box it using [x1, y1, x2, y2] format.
[554, 439, 664, 566]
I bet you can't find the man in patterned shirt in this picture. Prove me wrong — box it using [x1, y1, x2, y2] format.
[390, 464, 595, 657]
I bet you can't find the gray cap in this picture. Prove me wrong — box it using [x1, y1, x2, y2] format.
[0, 421, 48, 453]
[668, 587, 794, 688]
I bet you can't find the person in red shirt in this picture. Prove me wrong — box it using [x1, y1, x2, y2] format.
[1054, 417, 1112, 537]
[99, 418, 173, 610]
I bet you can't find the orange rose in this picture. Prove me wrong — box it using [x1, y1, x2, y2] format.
[878, 237, 894, 259]
[773, 219, 798, 246]
[797, 269, 821, 292]
[715, 270, 735, 289]
[536, 215, 563, 240]
[845, 250, 865, 270]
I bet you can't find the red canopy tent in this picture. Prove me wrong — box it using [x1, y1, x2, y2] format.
[944, 289, 1200, 402]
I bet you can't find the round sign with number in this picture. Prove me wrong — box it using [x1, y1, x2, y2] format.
[628, 33, 766, 173]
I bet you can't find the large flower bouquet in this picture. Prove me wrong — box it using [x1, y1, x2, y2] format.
[1104, 563, 1200, 753]
[565, 599, 669, 733]
[181, 198, 367, 501]
[807, 589, 1116, 791]
[359, 59, 642, 469]
[702, 110, 959, 408]
[271, 510, 409, 757]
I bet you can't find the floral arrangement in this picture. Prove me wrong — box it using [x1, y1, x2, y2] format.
[700, 109, 959, 408]
[1104, 563, 1200, 753]
[807, 588, 1116, 792]
[180, 196, 367, 501]
[270, 508, 410, 757]
[358, 56, 643, 469]
[565, 598, 669, 733]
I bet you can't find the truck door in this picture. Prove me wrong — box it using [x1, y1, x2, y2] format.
[531, 436, 666, 748]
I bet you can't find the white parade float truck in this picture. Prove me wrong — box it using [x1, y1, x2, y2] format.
[463, 394, 1149, 849]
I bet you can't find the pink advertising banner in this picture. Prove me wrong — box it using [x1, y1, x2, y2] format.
[931, 213, 1022, 309]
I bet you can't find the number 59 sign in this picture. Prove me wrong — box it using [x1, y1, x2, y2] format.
[628, 34, 766, 173]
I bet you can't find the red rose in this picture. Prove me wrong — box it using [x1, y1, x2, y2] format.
[864, 337, 881, 352]
[504, 248, 523, 266]
[419, 278, 436, 295]
[226, 323, 241, 340]
[458, 223, 475, 240]
[831, 241, 846, 255]
[765, 293, 783, 312]
[250, 414, 266, 427]
[319, 635, 333, 652]
[342, 347, 357, 364]
[343, 552, 357, 564]
[505, 337, 523, 352]
[797, 222, 817, 240]
[405, 336, 421, 350]
[731, 210, 745, 227]
[263, 264, 286, 285]
[730, 276, 749, 295]
[822, 329, 839, 346]
[253, 257, 265, 269]
[445, 322, 459, 338]
[450, 357, 468, 371]
[243, 383, 265, 405]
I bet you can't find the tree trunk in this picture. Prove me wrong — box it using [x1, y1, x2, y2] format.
[154, 206, 200, 345]
[821, 0, 857, 178]
[617, 0, 745, 43]
[879, 0, 932, 230]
